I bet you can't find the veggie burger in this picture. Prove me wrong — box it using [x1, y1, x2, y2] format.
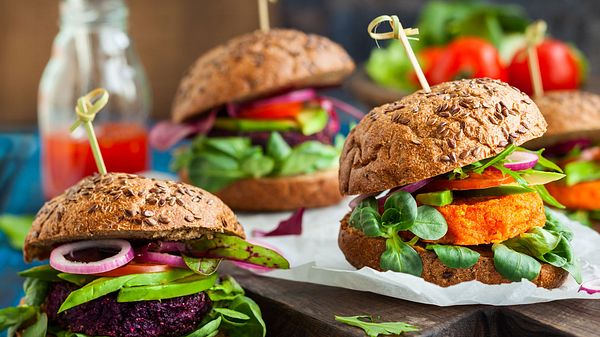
[151, 29, 362, 211]
[338, 78, 580, 288]
[527, 91, 600, 229]
[1, 172, 288, 337]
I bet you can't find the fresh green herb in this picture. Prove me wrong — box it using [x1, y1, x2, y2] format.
[411, 206, 448, 240]
[380, 232, 423, 277]
[492, 243, 541, 281]
[23, 278, 49, 306]
[187, 234, 290, 269]
[183, 256, 222, 276]
[213, 308, 250, 321]
[415, 190, 453, 206]
[22, 312, 47, 337]
[219, 296, 266, 337]
[0, 214, 34, 249]
[19, 265, 61, 282]
[117, 274, 217, 303]
[564, 160, 600, 186]
[0, 306, 37, 331]
[179, 133, 342, 192]
[335, 315, 419, 337]
[532, 185, 564, 209]
[207, 276, 246, 302]
[426, 244, 480, 269]
[472, 144, 517, 173]
[184, 317, 222, 337]
[57, 273, 97, 286]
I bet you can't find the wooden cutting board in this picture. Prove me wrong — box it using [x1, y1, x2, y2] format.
[221, 263, 600, 337]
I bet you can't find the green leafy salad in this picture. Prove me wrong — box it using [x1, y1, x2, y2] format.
[173, 132, 344, 192]
[349, 145, 581, 284]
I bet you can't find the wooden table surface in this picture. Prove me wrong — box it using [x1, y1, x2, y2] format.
[222, 264, 600, 337]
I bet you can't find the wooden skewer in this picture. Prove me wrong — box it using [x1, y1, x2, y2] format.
[258, 0, 277, 32]
[525, 21, 547, 99]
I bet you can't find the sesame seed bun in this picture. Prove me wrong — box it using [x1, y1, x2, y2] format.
[171, 29, 355, 123]
[526, 91, 600, 149]
[23, 173, 244, 262]
[180, 168, 343, 212]
[339, 78, 547, 195]
[338, 214, 568, 288]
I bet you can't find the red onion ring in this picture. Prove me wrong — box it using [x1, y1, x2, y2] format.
[244, 89, 318, 109]
[136, 248, 187, 269]
[321, 96, 365, 120]
[579, 279, 600, 294]
[504, 151, 539, 171]
[398, 178, 433, 193]
[49, 240, 134, 275]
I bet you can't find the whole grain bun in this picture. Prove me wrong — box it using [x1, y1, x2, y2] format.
[24, 173, 244, 262]
[339, 78, 547, 195]
[525, 91, 600, 149]
[181, 168, 343, 212]
[338, 215, 568, 288]
[172, 29, 355, 123]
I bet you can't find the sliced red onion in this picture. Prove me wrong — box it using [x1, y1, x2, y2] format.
[321, 96, 365, 120]
[253, 208, 305, 237]
[245, 89, 317, 108]
[504, 151, 539, 171]
[579, 279, 600, 294]
[399, 178, 433, 193]
[546, 138, 593, 157]
[349, 192, 377, 209]
[320, 98, 341, 136]
[50, 240, 134, 274]
[226, 103, 239, 117]
[149, 109, 217, 151]
[136, 248, 187, 269]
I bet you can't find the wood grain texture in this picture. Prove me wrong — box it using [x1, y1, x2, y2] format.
[220, 263, 600, 337]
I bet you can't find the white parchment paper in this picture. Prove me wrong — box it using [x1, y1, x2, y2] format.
[237, 201, 600, 306]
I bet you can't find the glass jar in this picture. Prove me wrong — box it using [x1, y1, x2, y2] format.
[38, 0, 151, 199]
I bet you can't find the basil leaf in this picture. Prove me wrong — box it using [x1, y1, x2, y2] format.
[410, 206, 448, 240]
[184, 316, 222, 337]
[220, 296, 266, 337]
[117, 274, 217, 303]
[426, 244, 480, 269]
[492, 243, 541, 281]
[57, 273, 97, 286]
[183, 256, 222, 276]
[383, 191, 418, 228]
[22, 313, 47, 337]
[266, 132, 291, 162]
[208, 276, 245, 302]
[0, 306, 37, 331]
[19, 265, 61, 282]
[214, 308, 250, 321]
[23, 278, 49, 306]
[187, 234, 290, 269]
[564, 160, 600, 186]
[532, 185, 565, 209]
[335, 315, 419, 337]
[380, 234, 423, 276]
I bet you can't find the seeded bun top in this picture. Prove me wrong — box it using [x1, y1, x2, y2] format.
[525, 91, 600, 148]
[339, 78, 547, 195]
[24, 173, 244, 262]
[171, 29, 355, 123]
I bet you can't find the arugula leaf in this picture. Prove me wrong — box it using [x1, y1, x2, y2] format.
[335, 315, 419, 337]
[426, 244, 480, 269]
[564, 160, 600, 186]
[532, 185, 565, 209]
[23, 278, 49, 306]
[184, 317, 222, 337]
[473, 145, 517, 174]
[22, 312, 47, 337]
[410, 206, 448, 241]
[492, 243, 541, 281]
[380, 233, 423, 276]
[0, 214, 34, 249]
[187, 234, 290, 269]
[183, 256, 222, 276]
[219, 296, 266, 337]
[0, 306, 36, 332]
[383, 191, 418, 228]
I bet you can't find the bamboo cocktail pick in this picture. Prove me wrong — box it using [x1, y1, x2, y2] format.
[368, 15, 430, 93]
[525, 20, 547, 99]
[258, 0, 277, 32]
[69, 88, 110, 175]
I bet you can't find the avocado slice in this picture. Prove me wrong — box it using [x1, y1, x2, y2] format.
[296, 108, 329, 136]
[214, 118, 298, 132]
[416, 190, 453, 206]
[456, 184, 533, 198]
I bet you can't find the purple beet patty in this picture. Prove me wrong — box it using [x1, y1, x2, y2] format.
[45, 282, 212, 337]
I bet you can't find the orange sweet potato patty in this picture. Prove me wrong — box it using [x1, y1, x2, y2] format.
[432, 192, 545, 245]
[546, 180, 600, 210]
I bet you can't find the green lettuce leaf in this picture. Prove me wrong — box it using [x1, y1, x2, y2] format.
[426, 244, 480, 269]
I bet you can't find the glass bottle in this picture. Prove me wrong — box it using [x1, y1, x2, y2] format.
[38, 0, 151, 199]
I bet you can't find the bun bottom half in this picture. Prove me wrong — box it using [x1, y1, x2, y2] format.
[338, 214, 568, 288]
[181, 168, 343, 212]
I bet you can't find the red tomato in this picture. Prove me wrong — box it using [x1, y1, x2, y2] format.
[95, 263, 172, 277]
[238, 101, 303, 120]
[427, 37, 507, 85]
[507, 39, 581, 95]
[410, 47, 444, 86]
[425, 169, 515, 191]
